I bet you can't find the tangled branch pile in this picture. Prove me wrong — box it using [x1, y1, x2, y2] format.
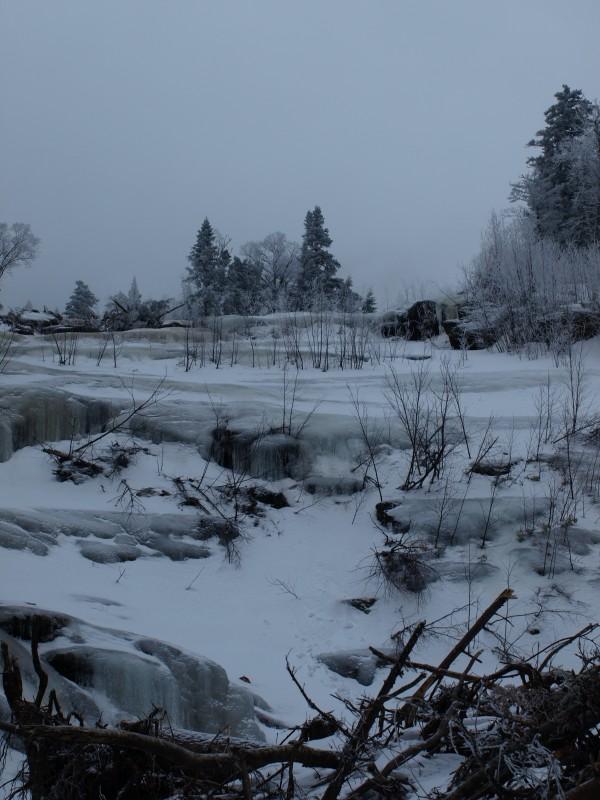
[2, 591, 600, 799]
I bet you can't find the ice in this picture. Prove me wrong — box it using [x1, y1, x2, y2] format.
[0, 606, 266, 740]
[0, 508, 212, 561]
[0, 387, 115, 462]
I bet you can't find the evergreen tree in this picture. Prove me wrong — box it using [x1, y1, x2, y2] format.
[127, 277, 142, 313]
[337, 276, 362, 312]
[297, 206, 340, 307]
[186, 218, 221, 316]
[65, 280, 98, 321]
[527, 85, 593, 167]
[362, 289, 377, 313]
[512, 85, 597, 245]
[223, 257, 264, 315]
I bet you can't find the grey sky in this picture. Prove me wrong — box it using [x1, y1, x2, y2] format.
[1, 0, 599, 310]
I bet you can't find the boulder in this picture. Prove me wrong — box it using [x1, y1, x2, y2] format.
[0, 605, 267, 740]
[443, 319, 497, 350]
[381, 301, 440, 340]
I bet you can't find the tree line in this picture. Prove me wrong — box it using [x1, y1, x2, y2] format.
[184, 205, 375, 318]
[1, 207, 377, 330]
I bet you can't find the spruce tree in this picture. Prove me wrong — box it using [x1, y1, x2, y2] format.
[362, 289, 377, 313]
[297, 206, 340, 308]
[186, 218, 222, 316]
[65, 280, 98, 321]
[127, 277, 142, 312]
[512, 85, 596, 245]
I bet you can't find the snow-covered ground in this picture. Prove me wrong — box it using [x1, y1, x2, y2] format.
[2, 326, 600, 795]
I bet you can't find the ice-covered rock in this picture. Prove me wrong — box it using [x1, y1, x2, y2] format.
[0, 605, 267, 740]
[383, 496, 549, 546]
[0, 508, 212, 561]
[211, 427, 308, 480]
[0, 387, 115, 462]
[317, 647, 395, 686]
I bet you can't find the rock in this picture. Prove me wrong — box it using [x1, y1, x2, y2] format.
[247, 486, 289, 509]
[469, 459, 517, 477]
[0, 388, 115, 463]
[376, 545, 438, 593]
[343, 597, 377, 614]
[303, 475, 363, 496]
[0, 605, 267, 740]
[317, 650, 380, 686]
[380, 311, 406, 338]
[381, 301, 440, 341]
[443, 319, 497, 350]
[405, 300, 440, 340]
[211, 427, 307, 480]
[318, 647, 397, 686]
[0, 508, 216, 563]
[375, 501, 411, 533]
[79, 541, 141, 564]
[538, 308, 600, 343]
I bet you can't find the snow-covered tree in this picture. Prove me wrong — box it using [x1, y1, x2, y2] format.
[185, 218, 230, 317]
[65, 280, 98, 321]
[0, 223, 39, 286]
[362, 289, 377, 313]
[127, 277, 142, 314]
[512, 85, 599, 246]
[241, 232, 299, 312]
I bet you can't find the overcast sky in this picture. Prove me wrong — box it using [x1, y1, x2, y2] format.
[1, 0, 599, 310]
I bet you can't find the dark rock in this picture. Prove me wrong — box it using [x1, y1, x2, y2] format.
[405, 300, 440, 340]
[247, 486, 289, 509]
[470, 460, 516, 477]
[538, 308, 600, 343]
[343, 597, 377, 614]
[0, 608, 69, 642]
[211, 427, 306, 480]
[375, 501, 411, 534]
[381, 301, 440, 340]
[376, 545, 438, 593]
[443, 319, 497, 350]
[304, 475, 363, 496]
[381, 311, 407, 338]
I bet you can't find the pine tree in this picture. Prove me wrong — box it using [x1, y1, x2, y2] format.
[527, 85, 593, 167]
[186, 218, 220, 316]
[65, 280, 98, 321]
[186, 219, 232, 316]
[297, 206, 340, 308]
[127, 277, 142, 313]
[362, 289, 377, 313]
[512, 85, 596, 245]
[223, 257, 263, 315]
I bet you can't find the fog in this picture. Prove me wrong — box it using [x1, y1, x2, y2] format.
[1, 0, 599, 310]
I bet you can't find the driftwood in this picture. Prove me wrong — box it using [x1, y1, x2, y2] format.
[2, 595, 600, 799]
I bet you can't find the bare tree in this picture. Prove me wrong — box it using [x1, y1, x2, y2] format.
[0, 223, 39, 285]
[242, 232, 299, 312]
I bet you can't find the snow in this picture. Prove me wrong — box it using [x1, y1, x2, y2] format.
[2, 327, 600, 795]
